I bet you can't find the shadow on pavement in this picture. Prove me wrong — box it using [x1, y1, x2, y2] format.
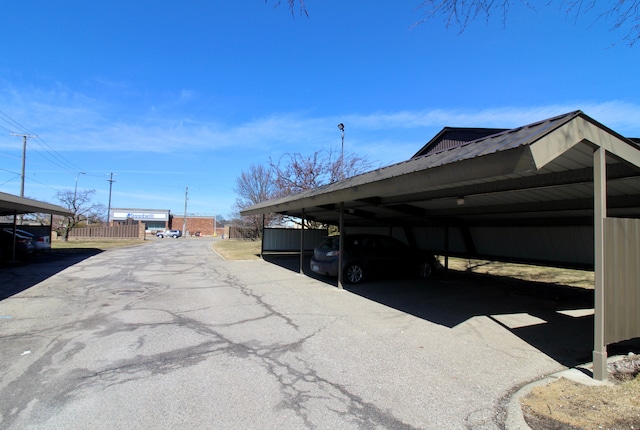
[263, 254, 640, 368]
[0, 249, 102, 301]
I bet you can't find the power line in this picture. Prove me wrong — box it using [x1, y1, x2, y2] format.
[0, 111, 119, 206]
[0, 172, 20, 187]
[29, 136, 86, 173]
[0, 123, 14, 134]
[21, 174, 64, 194]
[0, 110, 30, 133]
[0, 109, 85, 175]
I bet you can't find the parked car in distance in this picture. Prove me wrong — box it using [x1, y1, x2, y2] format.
[310, 234, 438, 284]
[2, 228, 50, 252]
[156, 229, 182, 238]
[0, 229, 35, 260]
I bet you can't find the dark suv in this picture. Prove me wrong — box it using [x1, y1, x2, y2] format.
[310, 234, 438, 284]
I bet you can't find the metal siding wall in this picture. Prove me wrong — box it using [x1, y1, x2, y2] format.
[262, 228, 328, 252]
[344, 226, 408, 243]
[470, 226, 594, 265]
[344, 226, 467, 253]
[604, 218, 640, 345]
[411, 226, 466, 253]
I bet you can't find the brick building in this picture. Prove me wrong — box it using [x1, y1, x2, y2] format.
[109, 208, 222, 237]
[170, 215, 223, 237]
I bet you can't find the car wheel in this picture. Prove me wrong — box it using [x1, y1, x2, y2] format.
[417, 261, 433, 279]
[344, 263, 364, 284]
[158, 234, 163, 238]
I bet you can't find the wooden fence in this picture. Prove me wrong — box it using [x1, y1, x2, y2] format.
[67, 223, 144, 240]
[227, 226, 260, 240]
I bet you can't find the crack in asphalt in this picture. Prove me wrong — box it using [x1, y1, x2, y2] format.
[1, 240, 419, 429]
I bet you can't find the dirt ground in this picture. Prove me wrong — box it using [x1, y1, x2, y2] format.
[521, 356, 640, 429]
[444, 258, 595, 290]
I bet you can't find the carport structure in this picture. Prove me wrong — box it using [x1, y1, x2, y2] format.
[242, 111, 640, 380]
[0, 192, 72, 218]
[0, 191, 72, 259]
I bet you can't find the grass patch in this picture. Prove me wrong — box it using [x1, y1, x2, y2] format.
[212, 239, 261, 260]
[445, 257, 594, 289]
[51, 239, 148, 252]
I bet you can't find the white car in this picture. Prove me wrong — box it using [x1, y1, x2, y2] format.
[156, 229, 182, 238]
[2, 228, 50, 252]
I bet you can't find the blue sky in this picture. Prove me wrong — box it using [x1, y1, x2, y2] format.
[1, 1, 639, 219]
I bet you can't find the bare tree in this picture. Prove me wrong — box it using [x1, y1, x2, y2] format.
[21, 212, 53, 226]
[274, 0, 639, 46]
[234, 148, 374, 229]
[269, 0, 308, 16]
[53, 189, 105, 241]
[330, 147, 375, 183]
[233, 164, 279, 234]
[269, 151, 329, 197]
[270, 148, 373, 197]
[268, 149, 374, 227]
[417, 0, 640, 46]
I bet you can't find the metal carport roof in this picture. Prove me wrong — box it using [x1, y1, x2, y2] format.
[242, 111, 640, 228]
[0, 192, 73, 217]
[242, 110, 640, 380]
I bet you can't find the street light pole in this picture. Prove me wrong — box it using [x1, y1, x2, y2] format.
[74, 172, 85, 224]
[337, 123, 345, 180]
[183, 186, 188, 236]
[74, 172, 85, 200]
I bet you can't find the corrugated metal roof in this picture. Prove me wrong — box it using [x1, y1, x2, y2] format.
[243, 111, 581, 213]
[411, 127, 508, 158]
[241, 110, 640, 230]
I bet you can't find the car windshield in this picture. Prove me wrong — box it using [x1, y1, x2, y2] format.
[317, 236, 339, 251]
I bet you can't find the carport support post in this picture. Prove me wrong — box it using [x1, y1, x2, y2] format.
[260, 214, 265, 257]
[11, 211, 17, 262]
[593, 147, 607, 381]
[299, 209, 305, 274]
[444, 226, 450, 272]
[338, 202, 344, 290]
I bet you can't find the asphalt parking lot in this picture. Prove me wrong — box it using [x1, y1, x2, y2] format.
[0, 238, 603, 429]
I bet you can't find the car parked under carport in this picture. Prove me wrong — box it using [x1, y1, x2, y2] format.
[3, 228, 50, 252]
[0, 229, 35, 260]
[310, 234, 438, 284]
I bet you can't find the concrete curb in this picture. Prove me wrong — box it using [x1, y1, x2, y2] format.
[505, 363, 617, 429]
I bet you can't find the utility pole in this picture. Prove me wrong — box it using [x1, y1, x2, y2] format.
[183, 187, 188, 236]
[10, 133, 37, 197]
[106, 173, 116, 225]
